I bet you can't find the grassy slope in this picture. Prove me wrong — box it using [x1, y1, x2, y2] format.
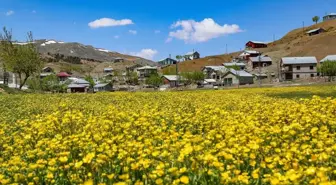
[163, 20, 336, 74]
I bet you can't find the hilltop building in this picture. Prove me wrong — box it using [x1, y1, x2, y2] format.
[239, 50, 261, 60]
[184, 51, 200, 61]
[323, 13, 336, 21]
[306, 28, 326, 36]
[158, 57, 177, 66]
[245, 41, 267, 48]
[248, 56, 273, 69]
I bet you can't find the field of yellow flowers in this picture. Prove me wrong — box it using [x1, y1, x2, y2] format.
[0, 85, 336, 185]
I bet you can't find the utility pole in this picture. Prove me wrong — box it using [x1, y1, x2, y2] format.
[258, 53, 262, 88]
[175, 58, 179, 88]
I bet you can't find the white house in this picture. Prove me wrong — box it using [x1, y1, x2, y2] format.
[281, 57, 318, 80]
[222, 69, 254, 85]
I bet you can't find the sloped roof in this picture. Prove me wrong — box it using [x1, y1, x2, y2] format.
[281, 57, 317, 64]
[57, 72, 71, 77]
[104, 68, 113, 71]
[324, 13, 336, 16]
[185, 51, 198, 56]
[249, 56, 273, 62]
[203, 66, 227, 72]
[227, 69, 253, 77]
[158, 58, 177, 62]
[223, 62, 246, 66]
[248, 41, 268, 44]
[306, 28, 324, 34]
[320, 55, 336, 62]
[68, 84, 86, 88]
[94, 83, 109, 88]
[204, 79, 217, 83]
[137, 66, 157, 70]
[163, 75, 179, 81]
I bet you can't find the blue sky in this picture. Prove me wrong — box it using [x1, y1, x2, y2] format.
[1, 0, 335, 61]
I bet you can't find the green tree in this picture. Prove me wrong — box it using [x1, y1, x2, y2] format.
[146, 74, 163, 88]
[41, 74, 60, 92]
[312, 16, 320, 24]
[0, 27, 43, 89]
[181, 72, 193, 85]
[126, 71, 139, 85]
[318, 60, 336, 81]
[84, 75, 95, 89]
[191, 71, 205, 84]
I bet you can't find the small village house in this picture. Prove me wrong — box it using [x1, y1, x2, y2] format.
[223, 62, 246, 70]
[42, 67, 53, 73]
[323, 13, 336, 21]
[158, 57, 177, 66]
[245, 41, 267, 48]
[306, 28, 326, 36]
[202, 66, 228, 84]
[57, 72, 71, 82]
[320, 55, 336, 63]
[281, 57, 318, 80]
[239, 50, 261, 60]
[104, 68, 113, 74]
[67, 78, 90, 93]
[162, 75, 181, 87]
[126, 64, 143, 74]
[222, 69, 254, 85]
[114, 57, 124, 63]
[184, 51, 200, 61]
[136, 66, 158, 79]
[94, 83, 113, 92]
[248, 56, 273, 69]
[203, 79, 217, 85]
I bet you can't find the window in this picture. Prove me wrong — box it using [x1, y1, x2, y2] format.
[310, 66, 314, 70]
[296, 66, 301, 70]
[212, 75, 216, 79]
[311, 74, 314, 77]
[296, 74, 300, 79]
[217, 75, 220, 80]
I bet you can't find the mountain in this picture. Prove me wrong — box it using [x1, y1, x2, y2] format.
[162, 19, 336, 75]
[14, 39, 157, 77]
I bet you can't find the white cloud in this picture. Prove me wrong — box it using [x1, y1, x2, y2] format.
[88, 18, 134, 28]
[154, 30, 161, 34]
[5, 10, 14, 16]
[165, 37, 172, 43]
[131, 49, 158, 60]
[114, 35, 120, 39]
[129, 30, 137, 35]
[32, 10, 36, 14]
[167, 18, 242, 43]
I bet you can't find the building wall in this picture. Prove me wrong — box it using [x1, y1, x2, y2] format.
[323, 15, 336, 21]
[223, 73, 253, 85]
[283, 64, 318, 80]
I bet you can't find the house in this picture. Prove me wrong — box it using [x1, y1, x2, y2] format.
[306, 28, 326, 36]
[162, 75, 181, 87]
[204, 79, 217, 85]
[281, 57, 318, 80]
[42, 67, 53, 73]
[136, 66, 158, 78]
[239, 50, 261, 60]
[158, 58, 177, 66]
[320, 55, 336, 63]
[126, 64, 143, 74]
[248, 56, 273, 69]
[104, 68, 113, 73]
[222, 69, 254, 85]
[202, 66, 228, 84]
[185, 51, 200, 61]
[223, 62, 246, 70]
[68, 84, 87, 93]
[114, 57, 124, 63]
[245, 41, 267, 48]
[57, 72, 71, 81]
[253, 73, 268, 80]
[323, 13, 336, 21]
[94, 83, 113, 92]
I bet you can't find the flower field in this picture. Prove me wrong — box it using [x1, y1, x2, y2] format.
[0, 86, 336, 185]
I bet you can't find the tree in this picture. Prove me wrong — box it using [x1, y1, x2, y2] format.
[126, 71, 139, 85]
[312, 16, 320, 24]
[0, 27, 43, 89]
[318, 60, 336, 81]
[191, 72, 205, 84]
[84, 75, 95, 90]
[146, 74, 163, 88]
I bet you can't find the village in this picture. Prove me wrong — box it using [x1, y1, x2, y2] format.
[1, 13, 336, 93]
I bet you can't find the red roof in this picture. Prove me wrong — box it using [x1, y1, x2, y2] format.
[57, 72, 71, 77]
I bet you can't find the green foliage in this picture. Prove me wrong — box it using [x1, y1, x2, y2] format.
[318, 60, 336, 81]
[312, 16, 320, 24]
[0, 27, 43, 89]
[126, 71, 139, 85]
[162, 67, 177, 75]
[191, 71, 205, 83]
[84, 75, 95, 89]
[27, 76, 41, 91]
[226, 65, 241, 70]
[181, 71, 205, 84]
[146, 74, 163, 87]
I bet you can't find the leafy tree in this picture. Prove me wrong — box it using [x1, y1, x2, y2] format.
[181, 72, 193, 85]
[146, 74, 163, 88]
[41, 74, 61, 92]
[191, 71, 205, 84]
[27, 76, 41, 91]
[0, 27, 43, 89]
[126, 71, 139, 85]
[312, 16, 320, 24]
[84, 75, 95, 89]
[318, 60, 336, 81]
